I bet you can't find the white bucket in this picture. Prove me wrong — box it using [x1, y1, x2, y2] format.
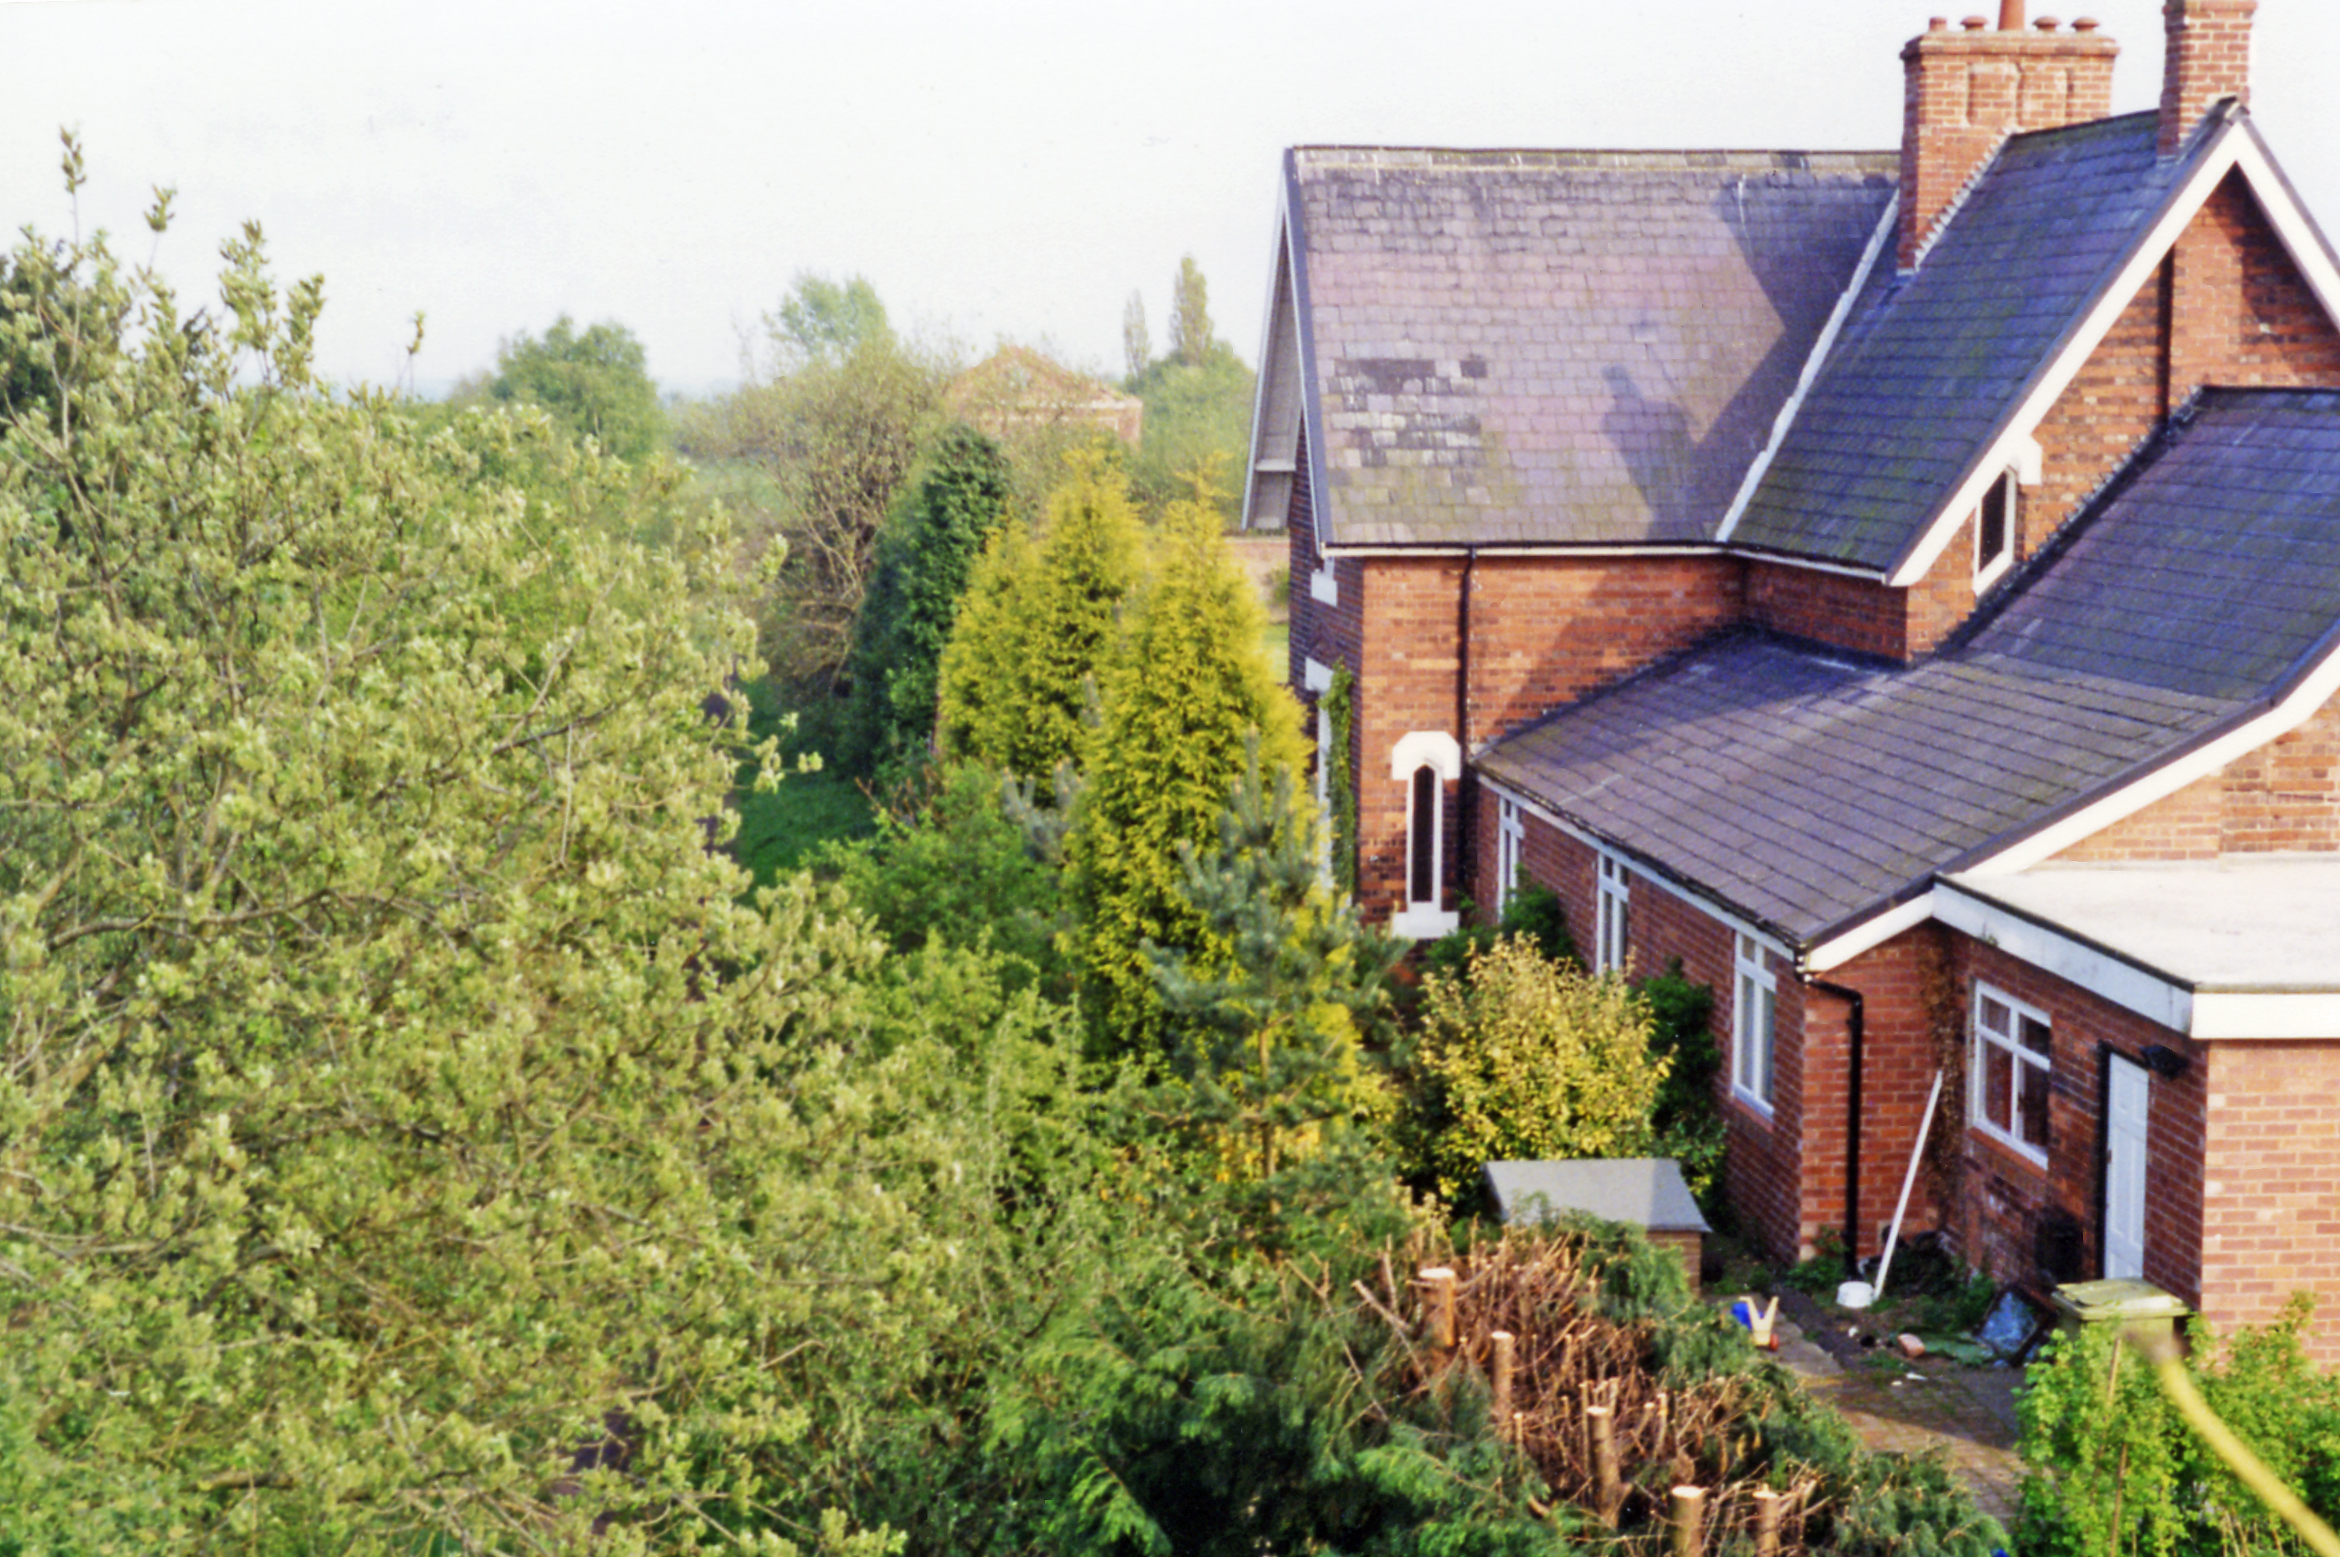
[1837, 1280, 1877, 1310]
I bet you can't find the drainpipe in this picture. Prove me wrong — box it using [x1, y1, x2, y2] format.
[1807, 976, 1866, 1274]
[1456, 548, 1477, 910]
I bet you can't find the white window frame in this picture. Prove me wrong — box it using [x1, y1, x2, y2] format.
[1495, 798, 1525, 919]
[1304, 659, 1334, 885]
[1970, 981, 2053, 1165]
[1389, 731, 1461, 940]
[1974, 467, 2018, 591]
[1594, 853, 1631, 974]
[1732, 932, 1776, 1112]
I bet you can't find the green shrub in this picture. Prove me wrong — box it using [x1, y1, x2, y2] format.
[1410, 937, 1668, 1204]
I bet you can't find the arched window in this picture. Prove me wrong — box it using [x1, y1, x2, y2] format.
[1409, 765, 1438, 905]
[1389, 731, 1461, 939]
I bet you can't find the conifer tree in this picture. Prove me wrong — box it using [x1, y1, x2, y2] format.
[841, 423, 1013, 778]
[1138, 748, 1399, 1241]
[1070, 483, 1307, 1057]
[936, 450, 1141, 779]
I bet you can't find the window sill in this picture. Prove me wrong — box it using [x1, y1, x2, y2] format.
[1390, 904, 1459, 940]
[1969, 1122, 2049, 1172]
[1731, 1084, 1776, 1122]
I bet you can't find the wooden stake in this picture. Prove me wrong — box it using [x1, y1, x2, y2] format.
[1755, 1487, 1783, 1557]
[1669, 1485, 1706, 1557]
[1490, 1330, 1514, 1429]
[1588, 1404, 1621, 1526]
[1419, 1265, 1457, 1355]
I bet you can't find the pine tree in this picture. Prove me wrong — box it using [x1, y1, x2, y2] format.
[1143, 747, 1399, 1219]
[841, 423, 1013, 779]
[1169, 255, 1212, 368]
[936, 450, 1140, 779]
[1070, 482, 1307, 1057]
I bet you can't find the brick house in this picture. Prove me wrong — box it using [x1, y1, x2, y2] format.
[1248, 0, 2340, 1359]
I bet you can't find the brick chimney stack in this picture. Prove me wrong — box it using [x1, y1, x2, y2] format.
[2159, 0, 2255, 157]
[1900, 11, 2119, 269]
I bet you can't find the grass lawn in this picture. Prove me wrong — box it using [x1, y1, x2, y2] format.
[723, 682, 879, 892]
[729, 763, 877, 892]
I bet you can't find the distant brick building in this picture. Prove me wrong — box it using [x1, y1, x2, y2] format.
[948, 345, 1142, 447]
[1247, 0, 2340, 1361]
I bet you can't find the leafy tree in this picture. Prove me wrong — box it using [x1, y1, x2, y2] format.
[840, 423, 1013, 778]
[935, 449, 1141, 779]
[675, 286, 949, 710]
[822, 762, 1067, 989]
[1121, 289, 1150, 385]
[771, 270, 893, 367]
[1169, 253, 1212, 367]
[1068, 485, 1308, 1057]
[479, 312, 666, 460]
[1409, 937, 1672, 1203]
[0, 170, 967, 1554]
[1125, 259, 1255, 525]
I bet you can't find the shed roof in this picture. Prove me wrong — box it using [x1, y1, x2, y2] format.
[1286, 145, 1895, 549]
[1478, 389, 2340, 947]
[1484, 1158, 1711, 1235]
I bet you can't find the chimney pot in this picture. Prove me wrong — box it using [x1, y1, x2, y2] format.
[2073, 16, 2100, 31]
[1929, 15, 1951, 30]
[2034, 16, 2062, 30]
[1999, 0, 2025, 30]
[1962, 14, 1989, 30]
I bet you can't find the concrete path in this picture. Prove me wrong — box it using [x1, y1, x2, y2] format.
[1762, 1297, 2029, 1525]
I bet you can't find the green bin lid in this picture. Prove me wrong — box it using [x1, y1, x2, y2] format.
[2049, 1279, 2190, 1321]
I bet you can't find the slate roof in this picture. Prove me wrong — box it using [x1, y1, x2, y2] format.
[1729, 112, 2192, 570]
[1289, 146, 1896, 548]
[1477, 389, 2340, 946]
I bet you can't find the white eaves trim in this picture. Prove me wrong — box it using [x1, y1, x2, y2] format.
[1314, 543, 1886, 581]
[1933, 881, 2191, 1032]
[1803, 890, 1936, 975]
[1889, 116, 2340, 588]
[1716, 196, 1899, 546]
[1964, 635, 2340, 878]
[1934, 879, 2340, 1040]
[2192, 991, 2340, 1042]
[1479, 777, 1793, 962]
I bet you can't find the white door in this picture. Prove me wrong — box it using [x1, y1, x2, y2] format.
[2105, 1054, 2150, 1281]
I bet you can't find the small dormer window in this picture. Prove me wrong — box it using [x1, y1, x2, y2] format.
[1975, 469, 2017, 587]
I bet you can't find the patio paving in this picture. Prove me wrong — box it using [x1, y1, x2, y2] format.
[1762, 1290, 2029, 1525]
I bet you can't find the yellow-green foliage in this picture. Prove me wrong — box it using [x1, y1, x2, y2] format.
[1416, 937, 1670, 1201]
[1070, 491, 1309, 1057]
[935, 450, 1140, 778]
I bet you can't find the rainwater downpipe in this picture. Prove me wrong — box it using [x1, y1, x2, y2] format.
[1456, 548, 1477, 905]
[1806, 976, 1866, 1274]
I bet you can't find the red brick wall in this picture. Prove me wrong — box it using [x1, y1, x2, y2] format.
[1465, 554, 1741, 748]
[1346, 552, 1741, 927]
[1356, 556, 1465, 923]
[2056, 695, 2340, 862]
[1943, 936, 2209, 1308]
[2200, 1042, 2340, 1369]
[2160, 0, 2258, 158]
[1816, 931, 1956, 1260]
[2173, 171, 2340, 394]
[1746, 562, 1907, 661]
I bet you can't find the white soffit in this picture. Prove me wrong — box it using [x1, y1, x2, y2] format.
[1888, 119, 2340, 589]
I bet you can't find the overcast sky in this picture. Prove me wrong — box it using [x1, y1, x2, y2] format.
[5, 0, 2336, 399]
